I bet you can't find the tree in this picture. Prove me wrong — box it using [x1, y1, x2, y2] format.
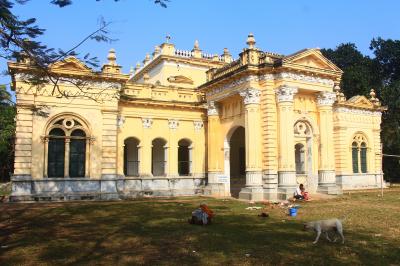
[321, 43, 379, 98]
[0, 85, 15, 182]
[0, 0, 169, 98]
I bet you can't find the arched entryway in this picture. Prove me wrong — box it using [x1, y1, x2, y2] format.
[124, 137, 140, 176]
[152, 138, 167, 176]
[178, 139, 192, 176]
[228, 126, 245, 198]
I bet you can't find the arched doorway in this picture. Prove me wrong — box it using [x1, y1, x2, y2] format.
[152, 138, 167, 176]
[124, 137, 140, 176]
[295, 143, 305, 174]
[229, 126, 245, 198]
[178, 139, 192, 176]
[294, 121, 313, 182]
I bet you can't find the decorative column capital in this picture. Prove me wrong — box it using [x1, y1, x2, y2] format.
[317, 91, 336, 107]
[276, 85, 298, 103]
[193, 121, 204, 131]
[207, 101, 219, 116]
[142, 118, 153, 129]
[239, 88, 261, 105]
[168, 119, 179, 129]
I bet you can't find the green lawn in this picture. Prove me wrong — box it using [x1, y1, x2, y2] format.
[0, 189, 400, 265]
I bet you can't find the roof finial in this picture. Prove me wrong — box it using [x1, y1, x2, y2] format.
[246, 33, 256, 49]
[166, 34, 171, 43]
[194, 40, 200, 50]
[107, 48, 117, 65]
[370, 88, 381, 106]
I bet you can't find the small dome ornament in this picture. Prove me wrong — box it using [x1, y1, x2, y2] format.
[194, 40, 200, 50]
[370, 89, 381, 106]
[246, 33, 256, 49]
[107, 48, 117, 65]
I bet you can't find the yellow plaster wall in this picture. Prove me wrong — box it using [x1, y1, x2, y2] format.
[14, 80, 119, 179]
[137, 61, 211, 89]
[333, 111, 382, 174]
[117, 103, 207, 177]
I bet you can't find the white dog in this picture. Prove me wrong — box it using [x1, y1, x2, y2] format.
[303, 218, 345, 244]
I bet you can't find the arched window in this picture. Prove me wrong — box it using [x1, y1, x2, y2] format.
[48, 128, 65, 177]
[178, 139, 192, 176]
[352, 142, 359, 173]
[69, 129, 86, 177]
[45, 115, 91, 178]
[124, 137, 140, 176]
[360, 143, 367, 173]
[152, 138, 167, 176]
[295, 143, 305, 174]
[351, 134, 368, 174]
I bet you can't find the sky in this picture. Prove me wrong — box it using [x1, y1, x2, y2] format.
[2, 0, 400, 96]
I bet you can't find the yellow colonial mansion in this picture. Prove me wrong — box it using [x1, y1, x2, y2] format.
[9, 34, 386, 201]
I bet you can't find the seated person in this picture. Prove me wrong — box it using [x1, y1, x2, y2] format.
[294, 184, 309, 200]
[188, 203, 214, 225]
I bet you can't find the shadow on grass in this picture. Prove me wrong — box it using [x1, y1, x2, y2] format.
[0, 197, 399, 265]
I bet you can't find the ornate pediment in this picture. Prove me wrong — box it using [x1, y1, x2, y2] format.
[50, 57, 93, 73]
[345, 95, 375, 109]
[282, 49, 343, 73]
[167, 75, 194, 85]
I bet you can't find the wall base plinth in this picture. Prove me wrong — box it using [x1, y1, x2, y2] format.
[10, 176, 206, 201]
[262, 171, 278, 201]
[336, 173, 385, 190]
[317, 170, 342, 195]
[277, 171, 297, 199]
[239, 186, 263, 201]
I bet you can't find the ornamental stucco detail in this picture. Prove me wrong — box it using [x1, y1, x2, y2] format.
[273, 72, 335, 86]
[334, 107, 382, 117]
[142, 118, 153, 128]
[207, 101, 219, 116]
[205, 75, 258, 97]
[193, 121, 204, 131]
[117, 115, 125, 128]
[239, 88, 261, 105]
[276, 85, 298, 103]
[317, 91, 336, 106]
[168, 119, 179, 129]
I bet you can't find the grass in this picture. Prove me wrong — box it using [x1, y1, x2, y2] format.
[0, 189, 400, 265]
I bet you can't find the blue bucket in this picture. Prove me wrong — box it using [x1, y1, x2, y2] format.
[289, 208, 297, 217]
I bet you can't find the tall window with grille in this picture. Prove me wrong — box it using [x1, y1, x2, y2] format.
[44, 115, 91, 178]
[351, 134, 368, 174]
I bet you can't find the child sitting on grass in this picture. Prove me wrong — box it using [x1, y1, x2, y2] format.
[188, 202, 214, 225]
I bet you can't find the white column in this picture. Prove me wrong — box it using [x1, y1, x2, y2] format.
[317, 91, 341, 194]
[276, 85, 298, 198]
[238, 88, 263, 201]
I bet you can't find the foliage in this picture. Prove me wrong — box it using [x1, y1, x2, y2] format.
[322, 39, 400, 181]
[321, 43, 379, 98]
[0, 85, 15, 182]
[1, 192, 400, 264]
[0, 0, 168, 99]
